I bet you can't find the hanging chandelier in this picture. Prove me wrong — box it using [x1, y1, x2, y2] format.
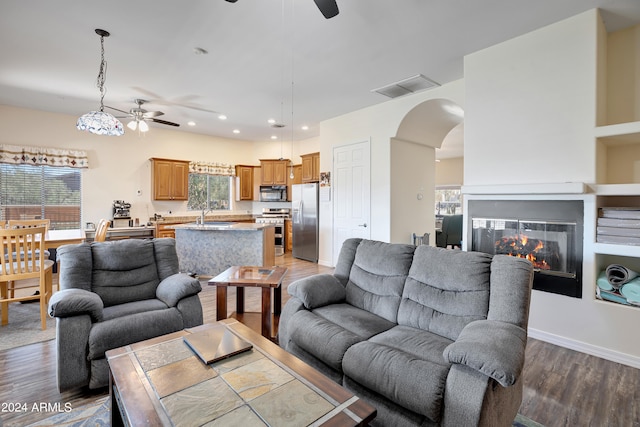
[76, 29, 124, 136]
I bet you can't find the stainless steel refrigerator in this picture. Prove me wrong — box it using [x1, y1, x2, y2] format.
[292, 183, 319, 263]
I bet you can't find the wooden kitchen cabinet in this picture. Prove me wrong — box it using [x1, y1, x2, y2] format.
[235, 165, 254, 201]
[151, 158, 189, 201]
[301, 152, 320, 183]
[156, 222, 176, 239]
[260, 159, 289, 185]
[285, 219, 293, 252]
[286, 164, 302, 201]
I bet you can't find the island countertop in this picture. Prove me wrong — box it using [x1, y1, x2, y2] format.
[171, 222, 274, 231]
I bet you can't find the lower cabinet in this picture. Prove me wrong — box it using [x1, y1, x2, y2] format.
[285, 219, 293, 252]
[156, 223, 176, 239]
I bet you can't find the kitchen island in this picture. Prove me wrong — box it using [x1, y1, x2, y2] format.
[172, 222, 275, 277]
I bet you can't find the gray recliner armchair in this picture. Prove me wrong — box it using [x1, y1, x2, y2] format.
[48, 238, 203, 391]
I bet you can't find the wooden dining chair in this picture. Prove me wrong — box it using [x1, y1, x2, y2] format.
[0, 226, 54, 330]
[94, 219, 110, 242]
[8, 219, 50, 233]
[6, 219, 51, 298]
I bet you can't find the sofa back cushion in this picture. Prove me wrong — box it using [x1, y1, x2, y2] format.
[345, 240, 415, 323]
[91, 239, 161, 307]
[397, 246, 493, 341]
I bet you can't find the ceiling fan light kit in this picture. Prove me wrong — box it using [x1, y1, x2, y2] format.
[76, 29, 124, 136]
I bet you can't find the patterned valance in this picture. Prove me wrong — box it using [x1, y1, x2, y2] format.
[0, 144, 89, 169]
[189, 161, 235, 176]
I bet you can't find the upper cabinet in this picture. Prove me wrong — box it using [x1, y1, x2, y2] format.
[150, 158, 189, 201]
[301, 152, 320, 183]
[235, 165, 254, 201]
[260, 159, 289, 185]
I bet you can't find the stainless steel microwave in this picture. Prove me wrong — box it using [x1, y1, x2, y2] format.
[259, 185, 287, 202]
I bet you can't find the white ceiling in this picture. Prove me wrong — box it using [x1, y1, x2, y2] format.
[1, 0, 640, 158]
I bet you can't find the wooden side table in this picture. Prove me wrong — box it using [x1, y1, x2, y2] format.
[209, 266, 287, 340]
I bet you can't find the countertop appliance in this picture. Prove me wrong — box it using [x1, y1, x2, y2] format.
[292, 183, 319, 263]
[255, 208, 290, 256]
[112, 200, 131, 219]
[259, 185, 287, 202]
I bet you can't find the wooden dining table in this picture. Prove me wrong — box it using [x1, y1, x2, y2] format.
[45, 229, 86, 249]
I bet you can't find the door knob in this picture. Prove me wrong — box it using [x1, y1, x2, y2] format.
[358, 223, 368, 228]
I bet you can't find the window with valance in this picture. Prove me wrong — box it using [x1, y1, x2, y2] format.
[0, 145, 88, 229]
[187, 161, 235, 211]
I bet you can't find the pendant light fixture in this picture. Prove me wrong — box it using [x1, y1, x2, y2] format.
[76, 29, 124, 136]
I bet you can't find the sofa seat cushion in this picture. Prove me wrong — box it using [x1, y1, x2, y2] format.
[88, 307, 183, 360]
[102, 299, 168, 321]
[288, 304, 395, 372]
[342, 325, 453, 423]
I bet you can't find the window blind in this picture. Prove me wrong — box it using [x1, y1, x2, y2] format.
[0, 163, 82, 230]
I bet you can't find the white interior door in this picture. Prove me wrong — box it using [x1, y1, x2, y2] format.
[332, 140, 371, 264]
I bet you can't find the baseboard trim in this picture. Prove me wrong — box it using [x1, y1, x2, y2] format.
[528, 328, 640, 369]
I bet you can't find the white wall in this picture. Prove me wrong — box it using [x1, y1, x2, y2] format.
[435, 157, 463, 186]
[318, 80, 465, 264]
[390, 138, 435, 244]
[0, 105, 312, 222]
[464, 10, 599, 186]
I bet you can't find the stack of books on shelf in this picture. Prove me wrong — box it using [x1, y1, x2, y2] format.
[597, 207, 640, 245]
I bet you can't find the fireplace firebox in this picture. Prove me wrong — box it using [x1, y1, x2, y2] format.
[467, 200, 583, 298]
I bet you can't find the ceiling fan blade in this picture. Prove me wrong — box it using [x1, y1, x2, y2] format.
[313, 0, 339, 19]
[143, 110, 164, 118]
[105, 105, 131, 115]
[151, 118, 180, 127]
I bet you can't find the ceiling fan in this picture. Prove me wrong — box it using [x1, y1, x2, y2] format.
[224, 0, 339, 19]
[107, 99, 180, 132]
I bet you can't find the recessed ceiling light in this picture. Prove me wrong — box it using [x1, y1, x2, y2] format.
[271, 135, 277, 140]
[301, 125, 309, 130]
[233, 129, 240, 134]
[267, 119, 276, 124]
[218, 114, 227, 120]
[187, 121, 196, 126]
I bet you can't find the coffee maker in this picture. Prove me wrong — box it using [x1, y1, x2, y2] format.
[112, 200, 131, 227]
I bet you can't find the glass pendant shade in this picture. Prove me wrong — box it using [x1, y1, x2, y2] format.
[138, 120, 149, 132]
[77, 29, 124, 136]
[127, 120, 138, 131]
[76, 111, 124, 136]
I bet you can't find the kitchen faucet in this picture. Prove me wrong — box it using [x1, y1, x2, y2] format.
[199, 208, 211, 225]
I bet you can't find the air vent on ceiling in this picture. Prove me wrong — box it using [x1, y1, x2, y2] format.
[371, 74, 440, 99]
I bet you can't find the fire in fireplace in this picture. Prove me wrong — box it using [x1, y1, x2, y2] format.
[495, 234, 556, 270]
[468, 200, 583, 298]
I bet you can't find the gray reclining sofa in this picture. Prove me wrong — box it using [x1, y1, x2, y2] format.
[48, 238, 203, 391]
[279, 238, 533, 426]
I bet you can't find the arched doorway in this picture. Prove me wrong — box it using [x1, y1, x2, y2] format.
[390, 98, 464, 244]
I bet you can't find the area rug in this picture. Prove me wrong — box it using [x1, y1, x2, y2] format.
[0, 302, 56, 351]
[25, 397, 544, 427]
[25, 397, 109, 427]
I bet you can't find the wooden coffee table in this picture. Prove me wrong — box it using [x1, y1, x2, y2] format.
[106, 319, 376, 427]
[209, 265, 288, 340]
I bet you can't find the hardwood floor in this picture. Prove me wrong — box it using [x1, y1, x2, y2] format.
[0, 253, 638, 426]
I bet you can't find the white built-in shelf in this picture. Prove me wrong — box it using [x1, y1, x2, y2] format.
[461, 182, 587, 195]
[593, 242, 640, 258]
[595, 121, 640, 145]
[592, 183, 640, 196]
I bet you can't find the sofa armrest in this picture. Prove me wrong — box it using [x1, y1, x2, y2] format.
[156, 273, 202, 307]
[443, 319, 526, 387]
[288, 274, 346, 309]
[48, 289, 104, 322]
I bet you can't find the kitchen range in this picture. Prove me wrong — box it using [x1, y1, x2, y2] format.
[255, 208, 290, 256]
